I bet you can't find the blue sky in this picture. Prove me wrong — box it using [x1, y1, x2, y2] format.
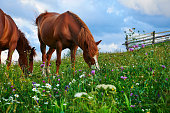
[1, 0, 170, 62]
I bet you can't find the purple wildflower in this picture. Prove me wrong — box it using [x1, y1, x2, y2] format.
[130, 93, 133, 96]
[121, 91, 124, 93]
[79, 69, 82, 71]
[91, 70, 95, 75]
[166, 78, 168, 81]
[145, 53, 148, 55]
[121, 76, 127, 80]
[65, 85, 69, 91]
[129, 48, 134, 51]
[58, 79, 60, 81]
[111, 69, 114, 72]
[120, 67, 123, 70]
[11, 85, 14, 88]
[43, 90, 45, 92]
[56, 92, 58, 94]
[130, 105, 135, 107]
[141, 44, 145, 48]
[12, 89, 16, 91]
[135, 45, 139, 48]
[32, 82, 36, 85]
[133, 45, 136, 48]
[43, 80, 45, 83]
[40, 64, 45, 68]
[162, 65, 166, 69]
[148, 67, 152, 71]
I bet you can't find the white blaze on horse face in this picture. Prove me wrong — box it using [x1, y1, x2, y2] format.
[93, 55, 100, 70]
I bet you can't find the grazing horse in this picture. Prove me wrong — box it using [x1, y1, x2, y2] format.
[36, 11, 102, 75]
[0, 9, 36, 74]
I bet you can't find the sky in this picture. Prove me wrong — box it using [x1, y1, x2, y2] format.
[1, 0, 170, 62]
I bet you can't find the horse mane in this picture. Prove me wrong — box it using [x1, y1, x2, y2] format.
[67, 11, 98, 57]
[18, 29, 36, 56]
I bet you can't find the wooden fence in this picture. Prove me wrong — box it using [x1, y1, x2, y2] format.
[122, 30, 170, 50]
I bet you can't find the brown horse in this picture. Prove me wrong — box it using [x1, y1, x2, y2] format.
[36, 11, 102, 75]
[0, 9, 36, 74]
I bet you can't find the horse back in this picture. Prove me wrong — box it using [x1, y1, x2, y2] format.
[0, 9, 19, 50]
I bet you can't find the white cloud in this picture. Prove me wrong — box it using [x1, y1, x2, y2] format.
[98, 43, 119, 52]
[19, 0, 51, 13]
[1, 50, 19, 63]
[118, 0, 170, 17]
[107, 7, 114, 14]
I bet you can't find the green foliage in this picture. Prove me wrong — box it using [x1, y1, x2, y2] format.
[0, 42, 169, 113]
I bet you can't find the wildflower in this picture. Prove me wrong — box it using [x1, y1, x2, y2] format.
[32, 95, 39, 100]
[148, 67, 152, 71]
[12, 89, 16, 91]
[32, 88, 37, 92]
[145, 53, 148, 55]
[63, 103, 67, 106]
[44, 101, 48, 104]
[43, 90, 45, 92]
[136, 83, 139, 85]
[74, 92, 88, 97]
[40, 64, 45, 68]
[121, 91, 124, 93]
[45, 83, 52, 89]
[135, 45, 139, 48]
[120, 67, 123, 70]
[121, 76, 127, 80]
[11, 85, 14, 88]
[79, 69, 82, 71]
[34, 84, 40, 87]
[130, 93, 133, 96]
[65, 85, 69, 91]
[79, 74, 85, 78]
[129, 48, 134, 51]
[166, 78, 168, 81]
[56, 84, 60, 87]
[111, 69, 114, 71]
[130, 105, 135, 107]
[133, 45, 136, 48]
[91, 70, 95, 75]
[161, 65, 166, 69]
[43, 80, 45, 83]
[141, 44, 145, 48]
[32, 82, 36, 85]
[58, 79, 60, 81]
[96, 84, 116, 90]
[14, 94, 19, 98]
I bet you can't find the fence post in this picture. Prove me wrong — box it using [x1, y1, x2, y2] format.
[125, 35, 129, 51]
[152, 31, 155, 44]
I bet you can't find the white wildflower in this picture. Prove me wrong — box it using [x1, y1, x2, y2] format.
[63, 103, 67, 106]
[34, 84, 40, 87]
[56, 84, 60, 87]
[32, 88, 37, 92]
[74, 92, 88, 97]
[14, 94, 19, 98]
[136, 83, 139, 85]
[45, 83, 52, 89]
[96, 84, 116, 90]
[79, 74, 85, 78]
[32, 95, 39, 100]
[44, 101, 48, 104]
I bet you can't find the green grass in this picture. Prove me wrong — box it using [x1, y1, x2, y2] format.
[0, 42, 169, 113]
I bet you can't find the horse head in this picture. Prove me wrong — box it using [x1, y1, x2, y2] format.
[18, 47, 36, 75]
[83, 40, 102, 70]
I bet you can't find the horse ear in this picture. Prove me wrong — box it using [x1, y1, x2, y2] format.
[32, 47, 35, 51]
[96, 40, 102, 45]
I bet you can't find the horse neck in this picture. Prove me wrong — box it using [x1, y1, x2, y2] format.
[16, 33, 31, 56]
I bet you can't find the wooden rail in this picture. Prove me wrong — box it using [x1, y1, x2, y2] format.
[122, 31, 170, 50]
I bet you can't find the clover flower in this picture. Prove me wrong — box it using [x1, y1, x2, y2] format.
[129, 48, 134, 51]
[91, 70, 95, 75]
[121, 76, 127, 80]
[141, 44, 145, 48]
[130, 93, 133, 96]
[130, 105, 135, 107]
[161, 65, 166, 69]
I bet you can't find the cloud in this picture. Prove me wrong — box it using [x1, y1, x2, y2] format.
[1, 50, 19, 63]
[118, 0, 170, 17]
[98, 43, 119, 52]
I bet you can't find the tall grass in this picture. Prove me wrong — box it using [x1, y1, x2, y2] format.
[0, 42, 169, 113]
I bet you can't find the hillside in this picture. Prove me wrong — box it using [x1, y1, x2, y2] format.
[0, 42, 169, 113]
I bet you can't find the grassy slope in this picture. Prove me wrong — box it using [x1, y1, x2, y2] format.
[0, 42, 169, 113]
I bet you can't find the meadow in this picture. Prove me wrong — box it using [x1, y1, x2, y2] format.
[0, 42, 169, 113]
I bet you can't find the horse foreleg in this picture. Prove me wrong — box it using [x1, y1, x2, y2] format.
[71, 46, 78, 74]
[7, 48, 15, 70]
[46, 48, 55, 74]
[40, 43, 46, 76]
[56, 42, 62, 75]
